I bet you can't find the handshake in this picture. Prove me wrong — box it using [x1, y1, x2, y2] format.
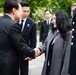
[25, 48, 42, 61]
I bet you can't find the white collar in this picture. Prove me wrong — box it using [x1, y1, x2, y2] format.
[46, 18, 51, 21]
[23, 18, 27, 22]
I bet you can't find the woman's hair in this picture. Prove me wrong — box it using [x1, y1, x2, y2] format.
[52, 11, 72, 40]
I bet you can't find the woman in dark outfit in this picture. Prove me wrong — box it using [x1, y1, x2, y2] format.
[38, 11, 72, 75]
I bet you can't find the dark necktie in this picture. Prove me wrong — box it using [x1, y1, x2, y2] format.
[47, 20, 49, 26]
[21, 19, 24, 28]
[47, 20, 50, 29]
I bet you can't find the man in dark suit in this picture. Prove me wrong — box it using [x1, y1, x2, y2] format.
[39, 9, 52, 46]
[0, 0, 38, 75]
[39, 9, 52, 56]
[69, 3, 76, 75]
[19, 1, 36, 75]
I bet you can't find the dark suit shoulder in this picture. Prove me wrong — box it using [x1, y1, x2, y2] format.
[41, 20, 46, 23]
[27, 17, 36, 24]
[40, 20, 46, 24]
[1, 15, 16, 25]
[0, 15, 17, 31]
[40, 20, 46, 27]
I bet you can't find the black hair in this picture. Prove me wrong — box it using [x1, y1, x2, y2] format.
[20, 1, 30, 7]
[3, 0, 19, 13]
[44, 9, 52, 14]
[52, 11, 72, 40]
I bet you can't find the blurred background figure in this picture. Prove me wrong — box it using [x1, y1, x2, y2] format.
[19, 1, 36, 75]
[39, 9, 52, 56]
[69, 3, 76, 75]
[69, 3, 76, 23]
[0, 13, 3, 17]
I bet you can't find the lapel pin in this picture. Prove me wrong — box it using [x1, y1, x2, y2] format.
[27, 24, 30, 27]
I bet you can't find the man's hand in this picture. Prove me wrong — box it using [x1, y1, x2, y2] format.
[38, 42, 42, 47]
[25, 48, 42, 61]
[25, 57, 32, 61]
[35, 48, 42, 57]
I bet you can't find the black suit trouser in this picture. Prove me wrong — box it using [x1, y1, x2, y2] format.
[20, 60, 29, 75]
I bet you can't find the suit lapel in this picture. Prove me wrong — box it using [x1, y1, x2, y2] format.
[22, 18, 30, 34]
[47, 30, 59, 52]
[44, 30, 59, 66]
[45, 20, 52, 30]
[44, 20, 49, 32]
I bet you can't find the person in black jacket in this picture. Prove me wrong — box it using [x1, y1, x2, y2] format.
[19, 1, 36, 75]
[0, 0, 38, 75]
[68, 3, 76, 75]
[39, 9, 52, 46]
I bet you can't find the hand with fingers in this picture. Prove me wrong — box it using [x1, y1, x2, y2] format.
[25, 48, 42, 61]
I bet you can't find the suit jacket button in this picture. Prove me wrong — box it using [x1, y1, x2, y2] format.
[72, 28, 74, 31]
[72, 22, 75, 24]
[72, 36, 74, 38]
[71, 42, 73, 45]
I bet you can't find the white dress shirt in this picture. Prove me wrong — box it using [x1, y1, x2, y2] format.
[19, 18, 27, 32]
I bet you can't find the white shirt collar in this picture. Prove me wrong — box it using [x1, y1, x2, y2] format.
[23, 18, 27, 22]
[19, 18, 27, 32]
[46, 18, 51, 21]
[19, 18, 27, 24]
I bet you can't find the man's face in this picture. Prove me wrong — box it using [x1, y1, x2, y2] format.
[22, 6, 30, 19]
[44, 11, 52, 20]
[14, 3, 23, 21]
[71, 6, 76, 17]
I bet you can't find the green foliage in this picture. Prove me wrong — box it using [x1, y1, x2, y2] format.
[0, 0, 5, 13]
[25, 0, 52, 30]
[51, 0, 72, 17]
[0, 0, 76, 30]
[0, 7, 3, 13]
[0, 0, 5, 7]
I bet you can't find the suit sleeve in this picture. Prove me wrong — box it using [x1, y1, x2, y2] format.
[39, 22, 43, 42]
[38, 37, 48, 53]
[29, 22, 37, 48]
[9, 23, 35, 58]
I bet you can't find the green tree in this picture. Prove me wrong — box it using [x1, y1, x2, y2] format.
[0, 0, 76, 30]
[0, 0, 5, 13]
[20, 0, 51, 18]
[51, 0, 76, 17]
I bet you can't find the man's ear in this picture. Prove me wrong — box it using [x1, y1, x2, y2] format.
[12, 8, 17, 15]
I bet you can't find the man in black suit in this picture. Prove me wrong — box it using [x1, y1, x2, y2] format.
[0, 0, 39, 75]
[39, 9, 52, 46]
[68, 3, 76, 75]
[19, 1, 36, 75]
[39, 9, 52, 56]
